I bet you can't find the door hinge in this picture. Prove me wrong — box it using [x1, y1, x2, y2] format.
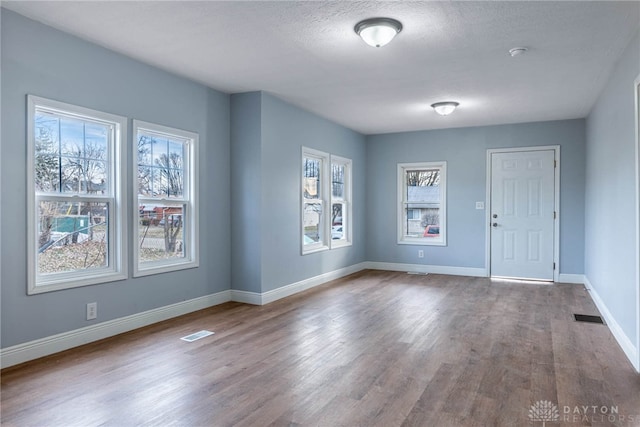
[554, 211, 557, 219]
[553, 262, 556, 270]
[554, 160, 557, 168]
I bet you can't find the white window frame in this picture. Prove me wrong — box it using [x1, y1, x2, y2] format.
[27, 95, 128, 294]
[302, 147, 330, 254]
[397, 161, 447, 246]
[330, 155, 352, 249]
[133, 120, 199, 276]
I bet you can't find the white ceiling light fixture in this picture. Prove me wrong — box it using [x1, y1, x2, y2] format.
[354, 17, 403, 48]
[431, 102, 460, 116]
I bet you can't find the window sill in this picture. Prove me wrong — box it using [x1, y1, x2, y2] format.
[302, 245, 329, 255]
[29, 271, 128, 295]
[397, 238, 447, 247]
[133, 260, 199, 278]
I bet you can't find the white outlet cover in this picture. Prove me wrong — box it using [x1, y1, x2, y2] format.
[475, 202, 485, 209]
[86, 302, 97, 320]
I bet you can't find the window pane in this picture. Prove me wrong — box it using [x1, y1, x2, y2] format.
[83, 160, 107, 194]
[35, 112, 60, 154]
[331, 203, 344, 240]
[59, 117, 84, 157]
[332, 164, 345, 199]
[37, 200, 109, 274]
[138, 205, 186, 263]
[35, 111, 111, 195]
[406, 169, 440, 202]
[303, 203, 322, 244]
[303, 158, 320, 199]
[404, 207, 440, 237]
[84, 123, 109, 160]
[137, 132, 186, 199]
[138, 166, 153, 196]
[137, 134, 153, 165]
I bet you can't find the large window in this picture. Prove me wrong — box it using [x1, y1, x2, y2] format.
[398, 161, 447, 246]
[330, 155, 352, 248]
[302, 148, 329, 254]
[133, 121, 198, 276]
[27, 95, 127, 294]
[302, 148, 352, 254]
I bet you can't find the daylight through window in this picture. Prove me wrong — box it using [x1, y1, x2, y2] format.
[398, 161, 447, 246]
[133, 121, 199, 276]
[302, 148, 352, 254]
[27, 95, 127, 294]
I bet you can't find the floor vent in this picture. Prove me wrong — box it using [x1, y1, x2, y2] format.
[181, 330, 215, 342]
[407, 272, 428, 276]
[573, 314, 604, 324]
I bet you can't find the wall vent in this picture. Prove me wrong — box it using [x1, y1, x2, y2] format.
[573, 314, 604, 324]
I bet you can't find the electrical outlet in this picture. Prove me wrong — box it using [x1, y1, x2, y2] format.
[87, 302, 97, 320]
[476, 202, 485, 210]
[418, 250, 424, 258]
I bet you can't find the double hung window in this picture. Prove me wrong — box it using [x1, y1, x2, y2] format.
[302, 147, 352, 254]
[398, 161, 447, 246]
[27, 96, 127, 294]
[133, 121, 198, 276]
[329, 156, 352, 248]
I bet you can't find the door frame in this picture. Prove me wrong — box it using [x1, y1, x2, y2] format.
[634, 72, 640, 371]
[485, 145, 561, 282]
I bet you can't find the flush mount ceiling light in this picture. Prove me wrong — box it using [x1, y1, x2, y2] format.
[508, 47, 528, 57]
[431, 102, 459, 116]
[354, 17, 403, 48]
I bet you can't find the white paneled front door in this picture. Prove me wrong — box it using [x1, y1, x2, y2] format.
[490, 150, 556, 281]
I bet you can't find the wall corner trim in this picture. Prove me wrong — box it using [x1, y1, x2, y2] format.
[0, 290, 232, 369]
[584, 276, 639, 372]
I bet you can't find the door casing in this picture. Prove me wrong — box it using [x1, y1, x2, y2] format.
[633, 72, 640, 371]
[485, 146, 560, 282]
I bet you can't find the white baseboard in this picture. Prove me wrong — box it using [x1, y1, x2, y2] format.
[230, 262, 369, 306]
[584, 276, 639, 372]
[557, 273, 586, 284]
[0, 264, 369, 368]
[230, 289, 262, 305]
[9, 265, 626, 373]
[0, 290, 232, 369]
[364, 261, 487, 277]
[260, 262, 368, 305]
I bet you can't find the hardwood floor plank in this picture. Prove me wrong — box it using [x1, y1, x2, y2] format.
[2, 271, 639, 427]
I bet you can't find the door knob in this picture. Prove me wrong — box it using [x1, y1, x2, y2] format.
[492, 214, 498, 218]
[492, 222, 498, 227]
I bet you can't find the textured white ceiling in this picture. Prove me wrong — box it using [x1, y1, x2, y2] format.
[3, 1, 639, 134]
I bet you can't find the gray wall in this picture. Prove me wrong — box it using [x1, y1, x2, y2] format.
[585, 29, 640, 345]
[365, 120, 586, 274]
[0, 10, 231, 347]
[230, 92, 367, 293]
[260, 93, 367, 292]
[230, 92, 263, 293]
[7, 7, 629, 357]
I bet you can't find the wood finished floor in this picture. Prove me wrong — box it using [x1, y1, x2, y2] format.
[2, 270, 639, 427]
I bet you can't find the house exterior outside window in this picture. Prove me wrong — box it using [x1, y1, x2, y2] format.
[27, 95, 128, 294]
[302, 148, 353, 254]
[398, 161, 447, 246]
[133, 120, 199, 276]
